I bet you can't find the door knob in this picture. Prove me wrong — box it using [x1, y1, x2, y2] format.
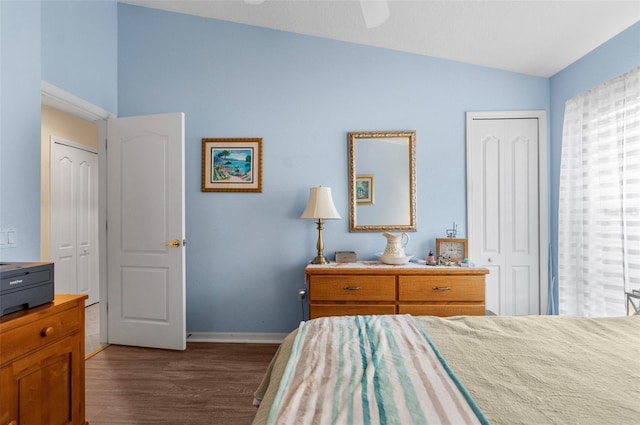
[163, 239, 181, 248]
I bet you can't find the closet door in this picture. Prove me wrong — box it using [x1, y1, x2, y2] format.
[51, 138, 99, 305]
[467, 112, 547, 315]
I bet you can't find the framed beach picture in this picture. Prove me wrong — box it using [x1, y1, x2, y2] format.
[202, 138, 263, 192]
[356, 174, 374, 204]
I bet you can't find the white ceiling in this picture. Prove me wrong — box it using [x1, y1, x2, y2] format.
[120, 0, 640, 77]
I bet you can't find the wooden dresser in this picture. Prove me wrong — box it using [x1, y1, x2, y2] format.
[306, 262, 489, 319]
[0, 294, 88, 425]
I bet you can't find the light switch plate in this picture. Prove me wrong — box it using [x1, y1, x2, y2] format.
[0, 227, 17, 248]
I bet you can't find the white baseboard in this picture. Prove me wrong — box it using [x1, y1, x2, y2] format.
[187, 331, 287, 344]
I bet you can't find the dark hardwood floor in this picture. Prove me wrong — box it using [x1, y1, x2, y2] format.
[85, 342, 279, 425]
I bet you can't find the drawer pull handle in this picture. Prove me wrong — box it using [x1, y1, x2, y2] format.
[8, 420, 18, 425]
[432, 286, 451, 291]
[40, 326, 55, 337]
[344, 286, 361, 291]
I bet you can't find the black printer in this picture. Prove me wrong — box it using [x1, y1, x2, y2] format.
[0, 262, 54, 316]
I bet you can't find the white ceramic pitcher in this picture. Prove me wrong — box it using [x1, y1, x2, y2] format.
[382, 232, 410, 258]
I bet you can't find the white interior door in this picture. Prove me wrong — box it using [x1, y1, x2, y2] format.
[50, 138, 99, 305]
[107, 113, 186, 350]
[467, 111, 548, 315]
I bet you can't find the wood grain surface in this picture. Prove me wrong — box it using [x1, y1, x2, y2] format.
[85, 342, 279, 425]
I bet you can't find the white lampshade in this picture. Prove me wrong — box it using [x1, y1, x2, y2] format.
[300, 187, 341, 220]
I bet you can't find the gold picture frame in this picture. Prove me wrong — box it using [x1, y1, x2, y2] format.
[348, 130, 416, 232]
[202, 138, 262, 192]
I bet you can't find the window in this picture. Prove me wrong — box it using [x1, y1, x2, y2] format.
[558, 66, 640, 317]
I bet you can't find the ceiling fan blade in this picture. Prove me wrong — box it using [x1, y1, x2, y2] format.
[360, 0, 390, 28]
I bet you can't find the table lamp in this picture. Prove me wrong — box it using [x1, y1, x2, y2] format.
[301, 186, 341, 264]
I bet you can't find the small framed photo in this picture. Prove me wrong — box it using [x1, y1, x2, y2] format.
[356, 174, 374, 204]
[202, 138, 262, 192]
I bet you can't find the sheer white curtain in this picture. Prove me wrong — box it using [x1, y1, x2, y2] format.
[558, 66, 640, 317]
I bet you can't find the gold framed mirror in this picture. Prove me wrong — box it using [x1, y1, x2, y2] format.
[348, 130, 416, 232]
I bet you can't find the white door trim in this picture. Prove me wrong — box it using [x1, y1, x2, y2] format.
[42, 81, 114, 344]
[41, 81, 112, 122]
[466, 110, 549, 313]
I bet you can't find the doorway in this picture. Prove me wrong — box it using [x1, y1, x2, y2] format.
[42, 83, 187, 352]
[41, 85, 111, 355]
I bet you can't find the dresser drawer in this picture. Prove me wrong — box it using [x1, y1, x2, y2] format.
[398, 275, 484, 302]
[0, 306, 80, 365]
[310, 304, 396, 319]
[399, 304, 485, 316]
[306, 264, 489, 320]
[309, 275, 396, 301]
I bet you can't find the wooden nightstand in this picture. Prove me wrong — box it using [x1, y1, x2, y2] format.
[0, 294, 88, 425]
[306, 262, 489, 319]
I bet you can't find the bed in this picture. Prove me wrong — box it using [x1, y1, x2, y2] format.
[253, 314, 640, 425]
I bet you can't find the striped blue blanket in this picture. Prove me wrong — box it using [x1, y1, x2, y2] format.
[267, 315, 488, 425]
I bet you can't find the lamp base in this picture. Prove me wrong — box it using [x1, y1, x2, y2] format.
[310, 255, 330, 265]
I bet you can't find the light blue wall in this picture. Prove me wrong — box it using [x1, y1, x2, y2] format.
[0, 1, 42, 262]
[548, 22, 640, 311]
[118, 4, 549, 333]
[0, 0, 117, 262]
[4, 1, 632, 332]
[41, 0, 118, 114]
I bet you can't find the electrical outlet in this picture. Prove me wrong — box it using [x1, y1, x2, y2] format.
[298, 289, 307, 301]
